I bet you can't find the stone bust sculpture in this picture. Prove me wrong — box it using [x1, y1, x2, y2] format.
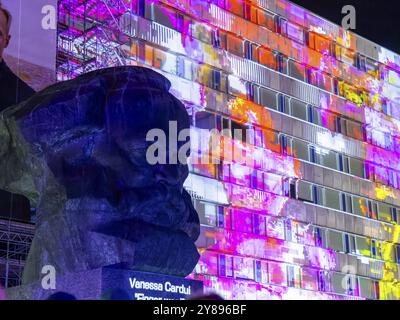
[0, 66, 200, 285]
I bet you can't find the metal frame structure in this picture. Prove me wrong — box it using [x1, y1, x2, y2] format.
[0, 219, 34, 288]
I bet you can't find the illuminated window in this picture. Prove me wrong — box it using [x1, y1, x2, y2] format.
[253, 214, 267, 236]
[352, 196, 368, 217]
[266, 217, 285, 240]
[196, 201, 217, 226]
[268, 262, 287, 286]
[227, 34, 244, 57]
[258, 48, 277, 71]
[226, 0, 244, 17]
[153, 49, 177, 74]
[355, 236, 371, 257]
[233, 257, 255, 280]
[287, 265, 301, 288]
[285, 22, 304, 44]
[378, 203, 392, 223]
[149, 3, 175, 29]
[219, 254, 234, 277]
[314, 226, 327, 247]
[257, 9, 275, 31]
[318, 270, 331, 292]
[396, 245, 400, 264]
[301, 267, 319, 291]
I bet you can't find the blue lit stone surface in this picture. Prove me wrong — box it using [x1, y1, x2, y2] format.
[0, 66, 200, 289]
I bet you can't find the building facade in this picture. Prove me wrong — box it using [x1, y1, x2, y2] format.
[13, 0, 398, 299]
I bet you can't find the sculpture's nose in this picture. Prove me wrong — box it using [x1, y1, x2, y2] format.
[153, 163, 188, 187]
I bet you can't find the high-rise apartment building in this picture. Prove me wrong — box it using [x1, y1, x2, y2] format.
[10, 0, 398, 299]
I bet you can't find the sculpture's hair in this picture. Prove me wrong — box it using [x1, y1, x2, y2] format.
[0, 2, 12, 33]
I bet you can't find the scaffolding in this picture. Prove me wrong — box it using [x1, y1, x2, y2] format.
[0, 219, 34, 288]
[57, 0, 139, 80]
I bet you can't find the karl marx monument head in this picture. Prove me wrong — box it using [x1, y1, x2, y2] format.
[0, 66, 200, 285]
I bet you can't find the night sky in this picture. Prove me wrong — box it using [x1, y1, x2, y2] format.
[289, 0, 400, 54]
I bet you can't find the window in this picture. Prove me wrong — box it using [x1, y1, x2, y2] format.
[314, 226, 327, 247]
[285, 22, 304, 44]
[313, 185, 323, 205]
[257, 10, 275, 30]
[355, 236, 371, 257]
[268, 262, 287, 286]
[260, 87, 278, 110]
[195, 111, 215, 130]
[291, 99, 308, 121]
[177, 56, 193, 80]
[259, 48, 277, 70]
[266, 217, 285, 240]
[191, 21, 212, 44]
[153, 49, 177, 74]
[227, 34, 243, 57]
[253, 214, 267, 236]
[288, 60, 306, 81]
[287, 265, 301, 288]
[349, 158, 364, 178]
[344, 234, 356, 254]
[318, 270, 331, 292]
[218, 254, 233, 277]
[233, 257, 255, 280]
[196, 201, 217, 226]
[332, 272, 356, 296]
[301, 268, 319, 291]
[359, 277, 379, 300]
[352, 196, 369, 217]
[341, 193, 353, 213]
[378, 203, 392, 223]
[278, 94, 290, 114]
[292, 139, 308, 161]
[318, 149, 338, 170]
[307, 32, 331, 55]
[324, 189, 341, 211]
[308, 106, 322, 126]
[244, 41, 259, 62]
[227, 0, 244, 17]
[346, 119, 364, 140]
[328, 230, 344, 252]
[396, 245, 400, 264]
[298, 181, 313, 203]
[291, 221, 315, 246]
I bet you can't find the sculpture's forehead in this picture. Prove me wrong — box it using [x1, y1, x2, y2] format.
[11, 67, 190, 147]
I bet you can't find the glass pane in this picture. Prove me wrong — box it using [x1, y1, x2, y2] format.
[328, 230, 343, 252]
[324, 188, 340, 210]
[353, 196, 369, 217]
[292, 139, 308, 161]
[355, 236, 371, 257]
[298, 181, 313, 202]
[349, 158, 364, 177]
[291, 99, 308, 121]
[260, 87, 277, 109]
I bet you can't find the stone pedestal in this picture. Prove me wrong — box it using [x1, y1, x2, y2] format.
[6, 266, 203, 300]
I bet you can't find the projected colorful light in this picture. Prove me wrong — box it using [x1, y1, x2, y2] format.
[57, 0, 400, 300]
